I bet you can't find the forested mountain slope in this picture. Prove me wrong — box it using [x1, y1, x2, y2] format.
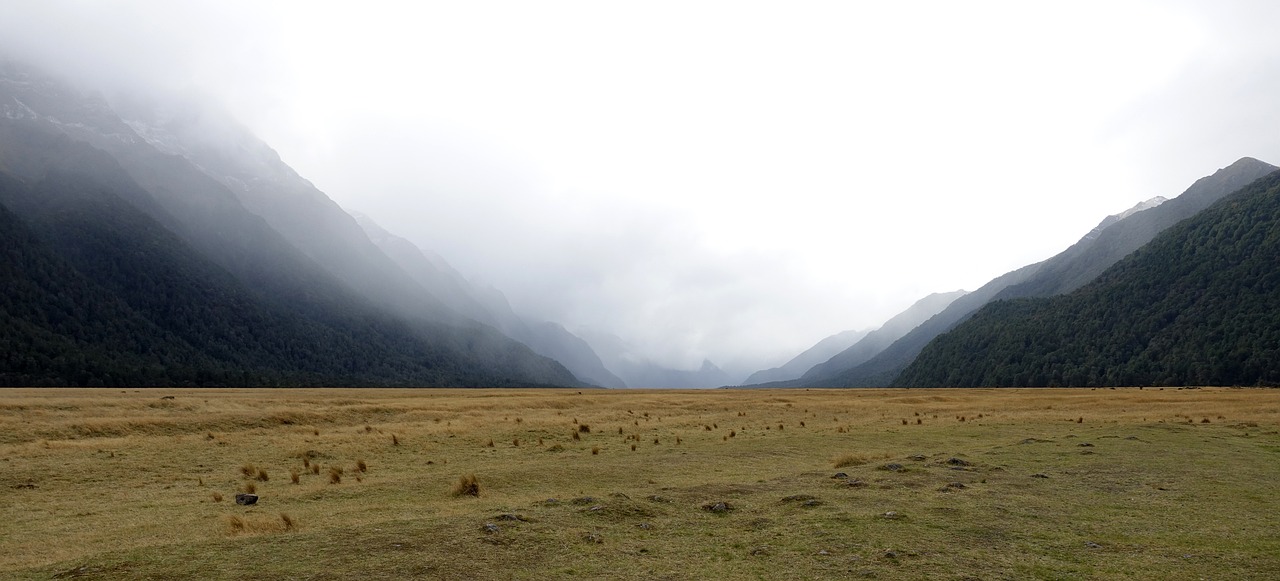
[896, 169, 1280, 387]
[819, 157, 1277, 387]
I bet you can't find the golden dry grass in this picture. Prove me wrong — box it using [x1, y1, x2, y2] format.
[1, 387, 1278, 579]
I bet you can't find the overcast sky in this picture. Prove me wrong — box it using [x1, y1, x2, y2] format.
[3, 1, 1279, 378]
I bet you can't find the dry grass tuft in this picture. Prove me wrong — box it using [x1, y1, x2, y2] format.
[592, 446, 600, 455]
[572, 431, 581, 441]
[211, 492, 223, 502]
[290, 470, 300, 484]
[310, 464, 320, 475]
[240, 464, 255, 478]
[391, 434, 400, 446]
[578, 424, 591, 433]
[224, 514, 295, 536]
[832, 454, 869, 469]
[452, 474, 480, 497]
[329, 467, 342, 484]
[241, 482, 256, 494]
[356, 459, 367, 473]
[256, 468, 269, 482]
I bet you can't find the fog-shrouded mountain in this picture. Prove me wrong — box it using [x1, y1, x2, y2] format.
[742, 328, 870, 385]
[576, 329, 733, 388]
[816, 156, 1279, 387]
[897, 167, 1280, 387]
[353, 211, 626, 388]
[0, 59, 587, 387]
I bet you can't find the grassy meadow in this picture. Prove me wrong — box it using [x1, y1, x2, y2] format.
[2, 387, 1279, 580]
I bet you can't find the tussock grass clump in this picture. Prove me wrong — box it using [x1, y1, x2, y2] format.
[356, 459, 367, 473]
[256, 468, 269, 482]
[391, 434, 400, 446]
[832, 454, 870, 469]
[572, 431, 581, 441]
[578, 424, 591, 433]
[241, 482, 256, 494]
[211, 492, 223, 502]
[452, 474, 480, 497]
[310, 464, 320, 475]
[224, 514, 296, 536]
[592, 446, 600, 455]
[240, 464, 255, 478]
[290, 470, 300, 484]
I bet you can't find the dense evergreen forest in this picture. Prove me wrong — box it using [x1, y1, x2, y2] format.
[896, 170, 1280, 387]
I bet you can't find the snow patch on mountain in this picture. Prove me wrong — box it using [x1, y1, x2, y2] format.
[1083, 196, 1168, 240]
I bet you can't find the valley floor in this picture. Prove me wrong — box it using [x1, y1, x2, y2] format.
[2, 387, 1278, 579]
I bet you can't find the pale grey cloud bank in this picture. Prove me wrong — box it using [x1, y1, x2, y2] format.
[3, 1, 1279, 378]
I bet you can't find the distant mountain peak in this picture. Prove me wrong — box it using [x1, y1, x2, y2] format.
[1083, 196, 1168, 241]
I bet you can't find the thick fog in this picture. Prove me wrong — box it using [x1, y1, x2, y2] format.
[4, 1, 1279, 378]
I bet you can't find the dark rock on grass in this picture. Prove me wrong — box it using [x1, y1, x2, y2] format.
[1086, 541, 1102, 549]
[482, 523, 500, 534]
[494, 513, 530, 522]
[845, 478, 868, 488]
[702, 501, 733, 513]
[570, 496, 596, 505]
[540, 498, 560, 506]
[880, 511, 903, 520]
[878, 463, 907, 472]
[945, 457, 971, 466]
[908, 454, 927, 461]
[647, 495, 670, 503]
[831, 472, 849, 479]
[940, 482, 967, 491]
[1030, 473, 1050, 479]
[1020, 438, 1053, 444]
[802, 499, 823, 507]
[1078, 442, 1094, 447]
[235, 493, 258, 505]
